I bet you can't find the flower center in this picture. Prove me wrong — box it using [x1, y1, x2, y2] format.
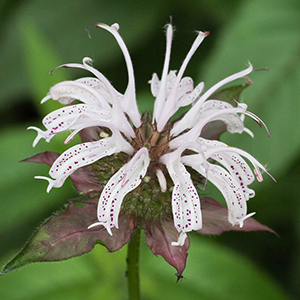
[133, 113, 171, 163]
[118, 114, 174, 222]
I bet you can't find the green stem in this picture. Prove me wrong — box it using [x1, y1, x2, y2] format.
[127, 226, 141, 300]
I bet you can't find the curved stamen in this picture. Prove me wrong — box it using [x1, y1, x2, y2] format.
[245, 110, 271, 138]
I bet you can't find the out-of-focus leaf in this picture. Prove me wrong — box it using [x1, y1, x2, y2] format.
[0, 126, 78, 256]
[1, 198, 136, 275]
[0, 246, 127, 300]
[141, 235, 291, 300]
[198, 0, 300, 176]
[19, 19, 67, 115]
[0, 0, 163, 110]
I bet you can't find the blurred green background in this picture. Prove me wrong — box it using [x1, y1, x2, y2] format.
[0, 0, 299, 299]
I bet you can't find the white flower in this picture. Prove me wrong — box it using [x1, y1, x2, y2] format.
[30, 22, 272, 246]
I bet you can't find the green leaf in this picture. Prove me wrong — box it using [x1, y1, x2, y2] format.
[209, 83, 250, 104]
[0, 0, 163, 110]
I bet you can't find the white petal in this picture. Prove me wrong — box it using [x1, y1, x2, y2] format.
[38, 133, 133, 192]
[149, 73, 160, 97]
[175, 77, 194, 106]
[51, 58, 121, 105]
[92, 147, 150, 234]
[198, 138, 255, 187]
[156, 169, 167, 193]
[49, 59, 135, 139]
[75, 77, 116, 105]
[162, 150, 202, 237]
[180, 81, 204, 107]
[173, 64, 253, 135]
[204, 145, 274, 182]
[95, 23, 141, 128]
[170, 105, 247, 147]
[182, 155, 249, 227]
[153, 24, 173, 123]
[50, 81, 111, 109]
[198, 100, 244, 132]
[156, 31, 208, 131]
[28, 104, 111, 146]
[206, 164, 249, 226]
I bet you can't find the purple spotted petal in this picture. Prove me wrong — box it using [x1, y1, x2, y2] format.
[89, 148, 150, 234]
[28, 104, 111, 146]
[196, 100, 244, 134]
[175, 77, 194, 106]
[199, 139, 255, 196]
[162, 151, 202, 245]
[144, 219, 190, 276]
[75, 77, 114, 105]
[22, 151, 101, 194]
[180, 81, 204, 107]
[36, 133, 132, 193]
[183, 156, 252, 227]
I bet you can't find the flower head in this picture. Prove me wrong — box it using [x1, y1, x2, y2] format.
[28, 22, 273, 275]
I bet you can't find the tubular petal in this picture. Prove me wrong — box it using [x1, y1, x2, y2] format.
[183, 157, 249, 226]
[157, 31, 208, 131]
[171, 105, 247, 147]
[37, 133, 133, 193]
[153, 24, 173, 123]
[162, 150, 202, 244]
[95, 23, 141, 127]
[28, 104, 112, 145]
[50, 81, 111, 109]
[90, 148, 150, 234]
[173, 64, 253, 135]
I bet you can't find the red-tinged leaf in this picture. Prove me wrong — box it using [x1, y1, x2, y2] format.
[21, 151, 60, 165]
[1, 198, 136, 275]
[144, 219, 190, 277]
[68, 166, 102, 195]
[201, 120, 227, 140]
[22, 151, 102, 194]
[198, 197, 276, 235]
[79, 127, 103, 142]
